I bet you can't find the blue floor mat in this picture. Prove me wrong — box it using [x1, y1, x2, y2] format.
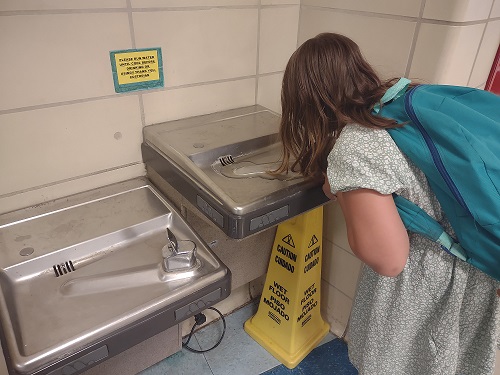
[261, 338, 358, 375]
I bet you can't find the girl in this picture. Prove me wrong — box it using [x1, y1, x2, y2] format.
[277, 33, 500, 375]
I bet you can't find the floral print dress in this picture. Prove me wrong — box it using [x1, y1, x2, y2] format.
[327, 123, 500, 375]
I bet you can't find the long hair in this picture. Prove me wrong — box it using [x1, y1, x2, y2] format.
[276, 33, 407, 178]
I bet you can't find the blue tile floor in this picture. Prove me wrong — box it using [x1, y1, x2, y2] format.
[139, 300, 358, 375]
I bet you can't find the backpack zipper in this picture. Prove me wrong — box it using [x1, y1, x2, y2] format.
[404, 87, 471, 215]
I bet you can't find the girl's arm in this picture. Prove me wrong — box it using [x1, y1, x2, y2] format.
[336, 189, 409, 277]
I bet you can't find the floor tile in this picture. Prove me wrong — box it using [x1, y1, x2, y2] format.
[137, 301, 355, 375]
[196, 301, 282, 375]
[138, 337, 213, 375]
[262, 339, 358, 375]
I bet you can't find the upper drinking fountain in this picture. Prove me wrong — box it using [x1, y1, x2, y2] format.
[142, 105, 328, 239]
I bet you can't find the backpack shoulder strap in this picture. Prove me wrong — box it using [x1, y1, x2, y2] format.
[373, 78, 411, 114]
[393, 194, 468, 261]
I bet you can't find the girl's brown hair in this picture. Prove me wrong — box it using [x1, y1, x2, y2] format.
[276, 33, 407, 178]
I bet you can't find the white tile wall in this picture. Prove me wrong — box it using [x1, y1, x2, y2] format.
[142, 78, 256, 124]
[321, 279, 355, 337]
[262, 0, 300, 4]
[0, 13, 131, 111]
[257, 73, 283, 114]
[322, 201, 360, 336]
[322, 241, 361, 298]
[491, 0, 500, 17]
[0, 0, 127, 11]
[130, 0, 258, 7]
[423, 0, 494, 22]
[323, 201, 352, 254]
[1, 3, 278, 211]
[0, 164, 145, 215]
[409, 23, 486, 85]
[301, 0, 422, 18]
[0, 96, 143, 196]
[133, 9, 258, 88]
[259, 6, 299, 74]
[299, 8, 416, 79]
[469, 20, 500, 87]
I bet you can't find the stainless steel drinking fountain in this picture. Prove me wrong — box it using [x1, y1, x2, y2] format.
[0, 178, 231, 375]
[142, 105, 328, 239]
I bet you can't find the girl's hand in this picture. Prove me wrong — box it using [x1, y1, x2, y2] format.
[322, 174, 337, 201]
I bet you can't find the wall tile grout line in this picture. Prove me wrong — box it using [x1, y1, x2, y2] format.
[467, 0, 497, 87]
[255, 0, 262, 105]
[404, 0, 426, 78]
[300, 5, 498, 26]
[0, 76, 258, 116]
[0, 162, 143, 200]
[0, 5, 259, 17]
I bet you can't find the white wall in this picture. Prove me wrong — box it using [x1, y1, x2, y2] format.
[0, 0, 300, 214]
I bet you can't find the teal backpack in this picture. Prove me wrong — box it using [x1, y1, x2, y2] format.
[377, 81, 500, 281]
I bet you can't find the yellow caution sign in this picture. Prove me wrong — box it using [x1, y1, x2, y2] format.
[244, 206, 329, 369]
